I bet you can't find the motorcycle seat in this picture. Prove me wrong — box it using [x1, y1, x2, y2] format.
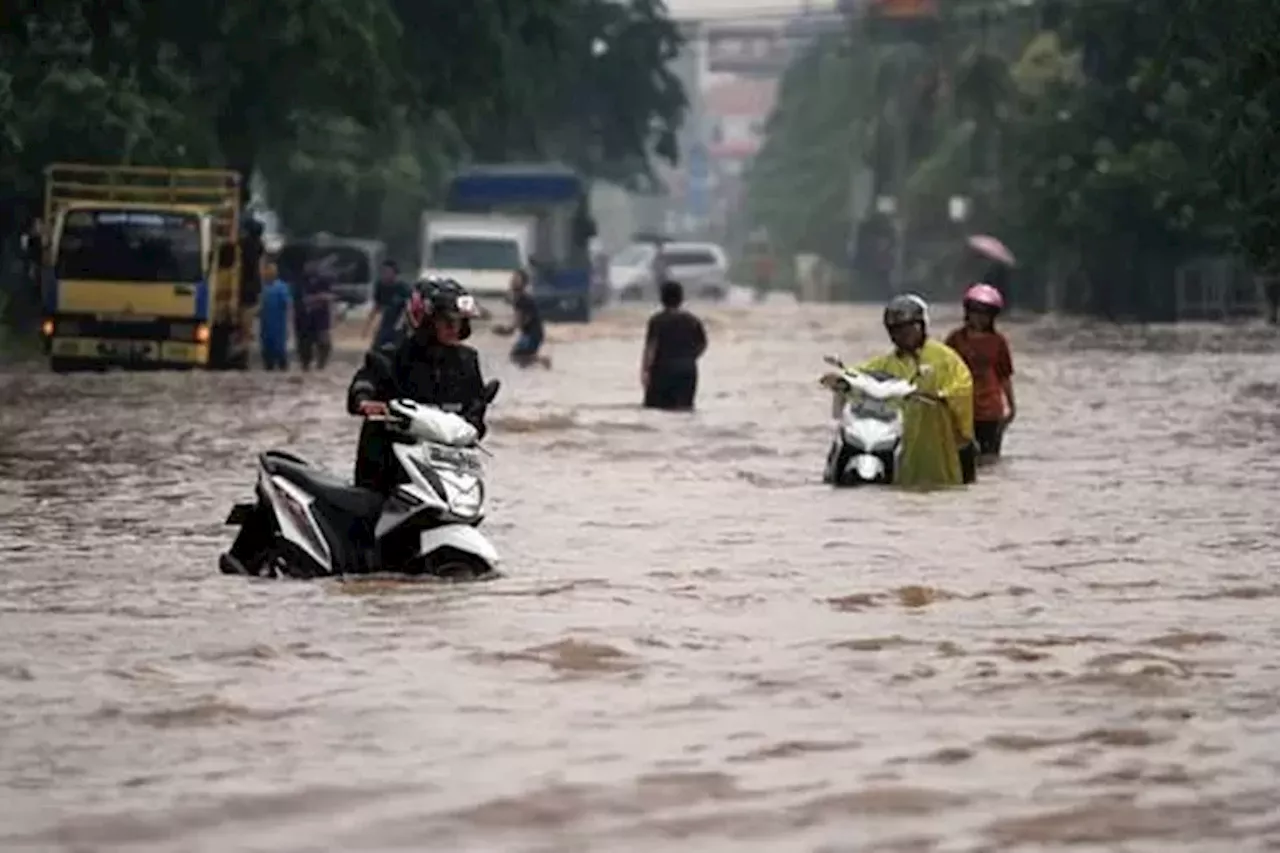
[260, 453, 384, 519]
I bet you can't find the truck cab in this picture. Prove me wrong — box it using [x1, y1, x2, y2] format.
[40, 164, 247, 371]
[418, 213, 532, 309]
[445, 163, 596, 323]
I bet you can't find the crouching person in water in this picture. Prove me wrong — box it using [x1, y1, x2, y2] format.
[642, 280, 708, 411]
[346, 277, 490, 494]
[493, 268, 551, 368]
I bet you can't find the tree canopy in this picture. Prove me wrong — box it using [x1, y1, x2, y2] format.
[743, 0, 1280, 317]
[0, 0, 687, 258]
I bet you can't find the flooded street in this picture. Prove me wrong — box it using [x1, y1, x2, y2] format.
[3, 301, 1280, 852]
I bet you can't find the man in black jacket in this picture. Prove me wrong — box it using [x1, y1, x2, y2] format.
[346, 277, 489, 493]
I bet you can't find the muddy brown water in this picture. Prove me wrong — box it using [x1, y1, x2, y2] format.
[2, 302, 1280, 852]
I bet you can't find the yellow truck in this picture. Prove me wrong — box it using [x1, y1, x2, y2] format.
[40, 163, 253, 371]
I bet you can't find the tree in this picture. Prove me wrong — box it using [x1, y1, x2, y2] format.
[1163, 0, 1280, 271]
[744, 33, 875, 265]
[0, 0, 688, 275]
[451, 0, 688, 187]
[993, 0, 1235, 316]
[260, 0, 689, 246]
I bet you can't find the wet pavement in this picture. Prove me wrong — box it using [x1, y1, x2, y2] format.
[2, 301, 1280, 852]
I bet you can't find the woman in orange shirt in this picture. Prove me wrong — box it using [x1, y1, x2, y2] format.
[944, 283, 1017, 460]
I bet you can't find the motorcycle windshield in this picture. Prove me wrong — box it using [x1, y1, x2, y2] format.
[843, 372, 915, 400]
[849, 399, 898, 420]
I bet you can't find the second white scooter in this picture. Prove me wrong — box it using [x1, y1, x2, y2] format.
[820, 354, 917, 486]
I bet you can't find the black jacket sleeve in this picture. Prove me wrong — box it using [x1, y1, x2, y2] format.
[457, 346, 489, 439]
[346, 343, 398, 414]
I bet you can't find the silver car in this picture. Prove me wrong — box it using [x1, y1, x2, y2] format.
[608, 243, 659, 302]
[660, 242, 730, 301]
[608, 241, 730, 302]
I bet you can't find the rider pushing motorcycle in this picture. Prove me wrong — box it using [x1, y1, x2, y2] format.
[347, 277, 491, 494]
[823, 294, 975, 488]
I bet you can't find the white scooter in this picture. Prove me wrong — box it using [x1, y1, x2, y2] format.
[220, 354, 502, 580]
[821, 354, 917, 486]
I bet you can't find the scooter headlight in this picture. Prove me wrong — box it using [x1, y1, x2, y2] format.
[852, 454, 886, 481]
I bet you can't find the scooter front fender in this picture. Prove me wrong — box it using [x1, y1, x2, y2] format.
[420, 524, 501, 569]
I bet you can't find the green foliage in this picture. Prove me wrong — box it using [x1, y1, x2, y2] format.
[1163, 0, 1280, 269]
[745, 32, 877, 262]
[0, 0, 686, 257]
[1003, 1, 1229, 254]
[745, 0, 1280, 314]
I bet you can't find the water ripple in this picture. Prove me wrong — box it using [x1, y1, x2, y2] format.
[2, 303, 1279, 851]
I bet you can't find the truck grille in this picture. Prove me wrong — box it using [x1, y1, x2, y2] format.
[58, 316, 196, 340]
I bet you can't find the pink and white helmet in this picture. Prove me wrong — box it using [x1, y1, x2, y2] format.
[963, 283, 1005, 313]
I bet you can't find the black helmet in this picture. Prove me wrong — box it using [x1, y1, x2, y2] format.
[883, 293, 929, 330]
[408, 276, 478, 340]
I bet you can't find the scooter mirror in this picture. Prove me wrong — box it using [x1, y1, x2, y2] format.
[823, 354, 843, 368]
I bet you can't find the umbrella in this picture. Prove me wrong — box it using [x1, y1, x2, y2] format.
[967, 234, 1016, 267]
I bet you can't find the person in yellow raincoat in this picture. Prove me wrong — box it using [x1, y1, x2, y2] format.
[825, 295, 975, 488]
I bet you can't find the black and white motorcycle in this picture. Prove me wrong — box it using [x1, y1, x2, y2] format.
[219, 353, 502, 580]
[821, 354, 916, 486]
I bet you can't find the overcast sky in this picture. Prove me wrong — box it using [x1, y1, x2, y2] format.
[665, 0, 811, 19]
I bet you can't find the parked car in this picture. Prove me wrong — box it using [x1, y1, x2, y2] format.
[660, 242, 730, 301]
[608, 240, 731, 302]
[608, 242, 659, 302]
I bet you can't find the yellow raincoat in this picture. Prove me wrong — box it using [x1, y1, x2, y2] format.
[858, 338, 974, 488]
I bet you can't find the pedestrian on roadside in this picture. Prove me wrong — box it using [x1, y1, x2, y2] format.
[295, 251, 334, 370]
[364, 259, 410, 348]
[258, 256, 292, 371]
[641, 280, 708, 411]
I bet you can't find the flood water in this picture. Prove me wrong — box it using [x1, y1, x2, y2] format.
[2, 301, 1280, 852]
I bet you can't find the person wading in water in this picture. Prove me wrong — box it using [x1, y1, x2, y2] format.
[641, 280, 708, 411]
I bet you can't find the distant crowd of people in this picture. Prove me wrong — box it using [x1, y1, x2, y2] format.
[254, 250, 340, 372]
[253, 252, 713, 413]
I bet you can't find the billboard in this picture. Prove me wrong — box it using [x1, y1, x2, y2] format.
[868, 0, 939, 17]
[865, 0, 941, 42]
[705, 25, 791, 75]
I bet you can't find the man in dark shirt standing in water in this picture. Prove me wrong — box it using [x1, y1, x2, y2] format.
[364, 259, 410, 348]
[295, 252, 335, 370]
[642, 280, 708, 411]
